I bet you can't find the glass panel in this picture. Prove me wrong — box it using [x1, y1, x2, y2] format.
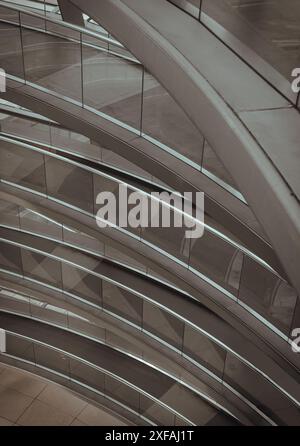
[62, 226, 104, 256]
[6, 333, 35, 362]
[34, 343, 70, 375]
[162, 382, 217, 425]
[0, 140, 46, 193]
[0, 241, 22, 274]
[21, 248, 62, 287]
[272, 281, 298, 334]
[0, 5, 20, 23]
[183, 324, 226, 378]
[142, 72, 204, 166]
[62, 263, 102, 306]
[1, 115, 51, 145]
[44, 156, 94, 212]
[140, 395, 175, 426]
[70, 357, 105, 393]
[102, 282, 142, 326]
[68, 314, 106, 341]
[50, 126, 102, 161]
[104, 375, 140, 412]
[239, 256, 297, 334]
[82, 44, 143, 130]
[104, 245, 147, 273]
[0, 200, 20, 228]
[22, 28, 82, 103]
[20, 208, 63, 240]
[30, 299, 68, 327]
[0, 21, 24, 79]
[143, 301, 184, 350]
[20, 11, 46, 30]
[189, 231, 239, 295]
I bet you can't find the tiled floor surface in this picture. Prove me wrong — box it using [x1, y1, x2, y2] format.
[0, 363, 127, 426]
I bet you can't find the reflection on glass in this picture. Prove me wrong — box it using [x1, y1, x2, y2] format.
[183, 324, 226, 377]
[21, 248, 62, 287]
[82, 45, 143, 130]
[0, 200, 20, 228]
[31, 299, 68, 327]
[189, 231, 239, 295]
[34, 342, 70, 375]
[20, 208, 63, 241]
[239, 256, 297, 334]
[20, 10, 45, 30]
[223, 351, 294, 422]
[0, 5, 245, 195]
[143, 301, 184, 350]
[62, 227, 104, 256]
[105, 375, 140, 412]
[0, 5, 20, 23]
[22, 28, 82, 103]
[140, 395, 175, 426]
[0, 140, 47, 193]
[70, 357, 105, 393]
[62, 263, 102, 306]
[1, 115, 51, 146]
[0, 21, 24, 79]
[44, 156, 94, 212]
[103, 282, 142, 326]
[0, 241, 22, 274]
[6, 333, 35, 362]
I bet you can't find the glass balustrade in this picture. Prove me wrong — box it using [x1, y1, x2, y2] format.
[0, 138, 297, 339]
[0, 3, 243, 198]
[0, 278, 297, 425]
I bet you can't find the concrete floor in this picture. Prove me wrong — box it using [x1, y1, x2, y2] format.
[0, 363, 127, 426]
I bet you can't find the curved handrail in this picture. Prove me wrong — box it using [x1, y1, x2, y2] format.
[0, 290, 252, 424]
[0, 135, 297, 343]
[0, 133, 276, 273]
[0, 314, 241, 425]
[0, 276, 285, 423]
[1, 62, 282, 274]
[1, 95, 281, 276]
[0, 10, 240, 199]
[1, 330, 187, 425]
[0, 226, 298, 426]
[63, 0, 300, 297]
